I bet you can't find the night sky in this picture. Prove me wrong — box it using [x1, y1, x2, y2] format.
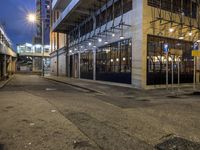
[0, 0, 36, 51]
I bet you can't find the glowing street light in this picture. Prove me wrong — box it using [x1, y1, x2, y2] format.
[27, 13, 36, 23]
[26, 13, 45, 76]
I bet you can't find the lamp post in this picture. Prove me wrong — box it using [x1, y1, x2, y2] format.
[27, 13, 45, 76]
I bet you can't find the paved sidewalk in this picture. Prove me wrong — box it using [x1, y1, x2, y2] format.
[44, 75, 200, 98]
[0, 76, 14, 88]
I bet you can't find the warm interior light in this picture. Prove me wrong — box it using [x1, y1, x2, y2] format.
[197, 40, 200, 42]
[169, 28, 174, 33]
[189, 32, 193, 36]
[179, 36, 184, 40]
[27, 13, 36, 23]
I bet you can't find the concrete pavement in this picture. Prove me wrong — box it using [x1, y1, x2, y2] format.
[0, 74, 200, 150]
[44, 75, 200, 98]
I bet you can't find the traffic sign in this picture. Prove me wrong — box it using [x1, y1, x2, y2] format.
[193, 42, 199, 50]
[163, 43, 169, 53]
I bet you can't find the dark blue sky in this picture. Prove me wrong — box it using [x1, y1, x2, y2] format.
[0, 0, 36, 51]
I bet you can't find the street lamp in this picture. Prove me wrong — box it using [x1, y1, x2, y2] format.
[27, 13, 45, 76]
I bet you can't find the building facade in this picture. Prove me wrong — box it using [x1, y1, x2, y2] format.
[50, 0, 200, 89]
[17, 43, 50, 73]
[33, 0, 51, 45]
[0, 26, 17, 80]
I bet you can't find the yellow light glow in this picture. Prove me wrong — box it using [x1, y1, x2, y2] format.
[27, 13, 36, 23]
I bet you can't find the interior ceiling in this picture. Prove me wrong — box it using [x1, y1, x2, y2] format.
[54, 0, 107, 33]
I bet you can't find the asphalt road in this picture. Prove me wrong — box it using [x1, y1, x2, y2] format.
[0, 74, 200, 150]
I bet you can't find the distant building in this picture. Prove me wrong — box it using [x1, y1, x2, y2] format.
[17, 43, 50, 73]
[0, 26, 17, 80]
[33, 0, 51, 45]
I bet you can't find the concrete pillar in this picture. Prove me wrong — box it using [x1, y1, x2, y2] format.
[67, 54, 70, 77]
[93, 49, 96, 80]
[3, 55, 7, 78]
[57, 51, 59, 76]
[32, 57, 36, 72]
[131, 0, 146, 88]
[78, 52, 81, 79]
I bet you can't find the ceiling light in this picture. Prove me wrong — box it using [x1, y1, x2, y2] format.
[120, 35, 125, 40]
[112, 33, 115, 37]
[104, 41, 108, 44]
[98, 38, 102, 42]
[88, 42, 92, 46]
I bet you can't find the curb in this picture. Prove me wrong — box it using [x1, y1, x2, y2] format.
[44, 77, 104, 94]
[0, 75, 14, 89]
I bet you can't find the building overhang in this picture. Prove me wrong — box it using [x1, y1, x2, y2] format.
[52, 0, 99, 33]
[52, 0, 72, 11]
[0, 43, 16, 57]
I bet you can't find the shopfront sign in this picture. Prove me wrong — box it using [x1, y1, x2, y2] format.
[192, 50, 200, 57]
[170, 49, 183, 56]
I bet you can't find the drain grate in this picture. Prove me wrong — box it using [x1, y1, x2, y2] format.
[192, 91, 200, 95]
[0, 144, 4, 150]
[155, 137, 200, 150]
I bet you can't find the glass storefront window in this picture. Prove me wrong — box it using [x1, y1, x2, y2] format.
[80, 51, 93, 79]
[96, 39, 132, 84]
[147, 35, 194, 85]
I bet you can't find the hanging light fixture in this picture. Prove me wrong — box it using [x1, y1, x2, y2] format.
[189, 32, 193, 36]
[98, 38, 102, 42]
[169, 28, 174, 33]
[88, 42, 92, 46]
[179, 36, 184, 40]
[120, 34, 125, 40]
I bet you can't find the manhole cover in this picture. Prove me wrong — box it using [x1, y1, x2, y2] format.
[155, 137, 200, 150]
[0, 144, 4, 150]
[45, 88, 56, 91]
[136, 99, 150, 102]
